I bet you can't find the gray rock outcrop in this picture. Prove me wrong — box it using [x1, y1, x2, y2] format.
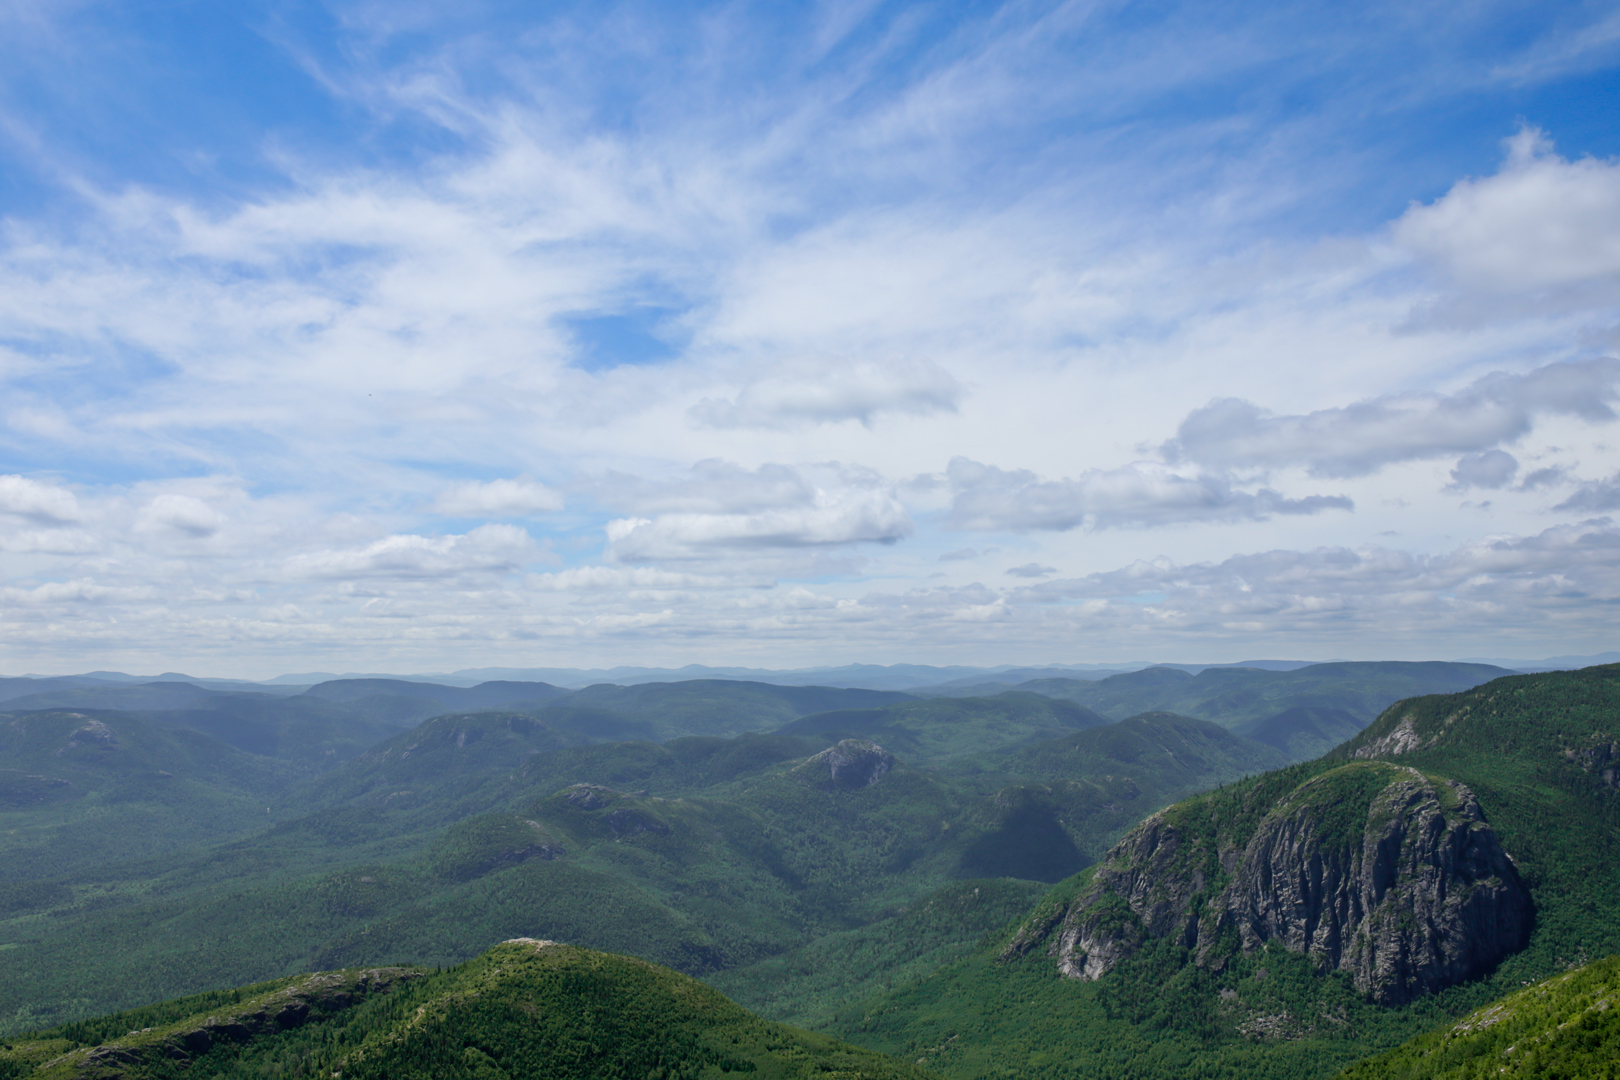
[1566, 739, 1620, 788]
[1005, 763, 1532, 1005]
[803, 739, 896, 792]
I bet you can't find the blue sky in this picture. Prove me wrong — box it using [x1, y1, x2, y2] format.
[2, 0, 1619, 676]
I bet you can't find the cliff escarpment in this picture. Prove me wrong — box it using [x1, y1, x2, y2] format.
[1004, 761, 1532, 1004]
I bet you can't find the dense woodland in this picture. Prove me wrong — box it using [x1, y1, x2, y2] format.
[0, 661, 1616, 1078]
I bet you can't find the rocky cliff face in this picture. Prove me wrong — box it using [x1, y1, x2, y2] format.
[801, 739, 896, 792]
[1005, 762, 1532, 1005]
[1565, 738, 1620, 789]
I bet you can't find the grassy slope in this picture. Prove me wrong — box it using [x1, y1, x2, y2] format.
[0, 941, 939, 1080]
[828, 665, 1620, 1080]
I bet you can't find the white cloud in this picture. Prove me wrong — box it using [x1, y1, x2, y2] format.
[591, 460, 914, 562]
[1555, 471, 1620, 512]
[0, 474, 80, 524]
[0, 579, 156, 605]
[430, 477, 563, 517]
[528, 566, 761, 590]
[1394, 129, 1620, 294]
[605, 484, 911, 561]
[690, 359, 962, 429]
[593, 461, 820, 515]
[939, 546, 997, 561]
[285, 524, 539, 580]
[0, 527, 98, 554]
[1449, 449, 1518, 490]
[1162, 359, 1620, 478]
[136, 493, 226, 537]
[946, 457, 1352, 531]
[989, 518, 1620, 646]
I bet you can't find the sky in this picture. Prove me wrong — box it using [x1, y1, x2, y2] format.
[2, 0, 1620, 677]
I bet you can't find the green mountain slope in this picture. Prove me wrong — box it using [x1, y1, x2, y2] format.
[290, 710, 590, 814]
[829, 664, 1620, 1080]
[1239, 705, 1365, 761]
[941, 712, 1288, 875]
[709, 879, 1046, 1030]
[961, 662, 1511, 738]
[0, 709, 1285, 1034]
[0, 940, 938, 1080]
[775, 693, 1109, 766]
[0, 710, 297, 882]
[556, 680, 917, 739]
[1335, 953, 1620, 1079]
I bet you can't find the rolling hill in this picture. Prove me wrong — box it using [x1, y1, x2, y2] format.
[0, 710, 1286, 1033]
[931, 662, 1512, 741]
[0, 939, 938, 1080]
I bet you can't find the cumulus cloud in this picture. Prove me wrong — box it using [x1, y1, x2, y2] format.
[528, 566, 764, 590]
[594, 460, 820, 515]
[998, 518, 1620, 644]
[939, 546, 997, 561]
[1163, 358, 1620, 478]
[0, 579, 157, 605]
[1449, 449, 1518, 490]
[1006, 563, 1057, 577]
[591, 460, 913, 561]
[1554, 472, 1620, 512]
[1394, 129, 1620, 293]
[605, 485, 911, 561]
[430, 477, 563, 517]
[946, 457, 1351, 532]
[690, 360, 962, 429]
[285, 524, 538, 580]
[0, 475, 80, 524]
[136, 494, 226, 537]
[1519, 465, 1571, 491]
[0, 527, 99, 554]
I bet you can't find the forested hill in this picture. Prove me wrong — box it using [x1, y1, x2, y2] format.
[832, 664, 1620, 1080]
[0, 707, 1282, 1034]
[1333, 952, 1620, 1079]
[4, 663, 1616, 1080]
[0, 939, 938, 1080]
[930, 660, 1511, 732]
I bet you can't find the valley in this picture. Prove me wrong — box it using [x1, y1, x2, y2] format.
[0, 660, 1614, 1079]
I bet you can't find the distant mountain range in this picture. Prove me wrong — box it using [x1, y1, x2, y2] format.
[13, 651, 1617, 691]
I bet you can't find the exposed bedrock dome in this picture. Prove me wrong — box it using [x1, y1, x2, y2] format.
[1004, 763, 1533, 1005]
[803, 739, 896, 792]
